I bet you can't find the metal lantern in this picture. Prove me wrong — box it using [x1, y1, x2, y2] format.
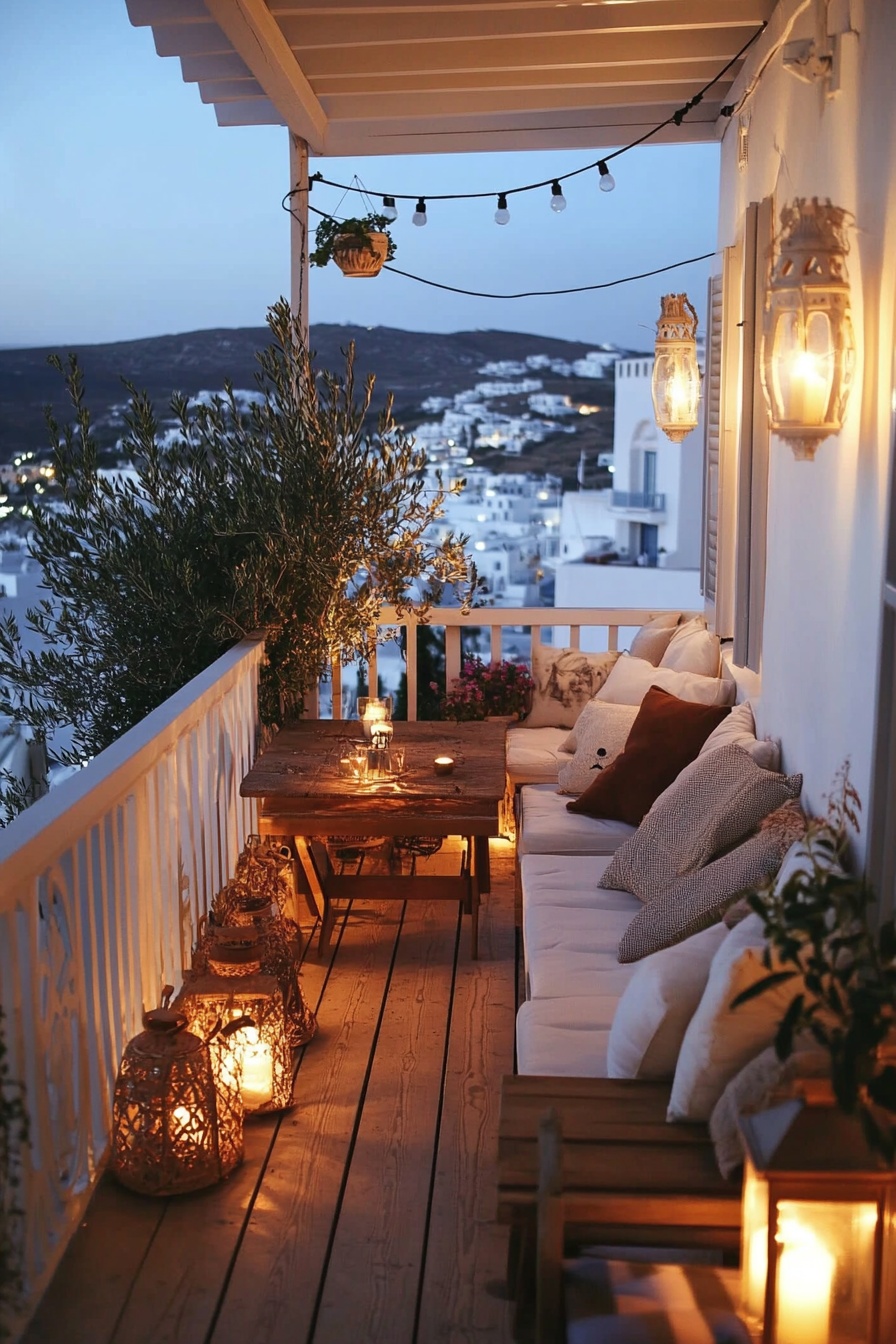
[175, 971, 294, 1114]
[651, 292, 701, 442]
[760, 197, 856, 460]
[739, 1095, 896, 1344]
[110, 988, 243, 1196]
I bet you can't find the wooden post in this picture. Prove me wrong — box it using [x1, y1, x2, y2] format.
[288, 133, 310, 343]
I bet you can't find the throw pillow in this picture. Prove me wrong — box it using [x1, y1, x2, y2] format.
[667, 913, 803, 1122]
[660, 616, 722, 677]
[600, 745, 803, 902]
[698, 701, 781, 772]
[596, 655, 736, 709]
[616, 811, 803, 962]
[556, 701, 639, 795]
[523, 644, 620, 729]
[709, 1043, 830, 1178]
[628, 612, 682, 666]
[567, 688, 731, 827]
[606, 923, 727, 1080]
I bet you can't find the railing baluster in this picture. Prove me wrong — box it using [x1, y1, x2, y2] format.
[490, 625, 502, 662]
[405, 618, 418, 721]
[445, 625, 462, 688]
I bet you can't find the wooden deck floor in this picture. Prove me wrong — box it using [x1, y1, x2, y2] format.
[23, 838, 520, 1344]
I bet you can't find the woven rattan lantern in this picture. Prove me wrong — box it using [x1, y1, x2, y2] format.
[739, 1095, 896, 1344]
[760, 198, 856, 460]
[176, 970, 294, 1114]
[651, 292, 701, 442]
[110, 988, 243, 1196]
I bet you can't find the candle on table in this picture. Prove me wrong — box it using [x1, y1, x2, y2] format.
[433, 755, 455, 776]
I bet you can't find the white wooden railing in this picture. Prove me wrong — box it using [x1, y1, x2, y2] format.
[0, 606, 669, 1336]
[0, 636, 264, 1337]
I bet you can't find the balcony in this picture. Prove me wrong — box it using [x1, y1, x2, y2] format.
[610, 491, 667, 515]
[0, 604, 660, 1344]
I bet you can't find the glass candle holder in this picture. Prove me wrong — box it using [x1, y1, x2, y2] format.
[358, 696, 392, 740]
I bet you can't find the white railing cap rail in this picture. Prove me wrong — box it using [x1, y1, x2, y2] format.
[0, 636, 264, 896]
[376, 605, 676, 626]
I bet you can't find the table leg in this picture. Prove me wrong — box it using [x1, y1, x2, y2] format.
[467, 835, 482, 960]
[293, 835, 336, 957]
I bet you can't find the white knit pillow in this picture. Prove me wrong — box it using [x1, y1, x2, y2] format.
[557, 701, 639, 795]
[596, 655, 735, 709]
[698, 700, 780, 771]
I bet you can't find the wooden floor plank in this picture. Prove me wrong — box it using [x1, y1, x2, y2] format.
[209, 899, 405, 1344]
[312, 897, 461, 1344]
[415, 841, 517, 1344]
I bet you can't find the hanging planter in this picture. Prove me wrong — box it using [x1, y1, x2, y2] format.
[310, 213, 396, 278]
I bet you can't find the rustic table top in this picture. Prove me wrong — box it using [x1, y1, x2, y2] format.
[240, 719, 508, 836]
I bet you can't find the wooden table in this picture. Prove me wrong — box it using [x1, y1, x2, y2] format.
[240, 719, 507, 957]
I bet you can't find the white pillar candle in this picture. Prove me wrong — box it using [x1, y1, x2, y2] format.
[776, 1227, 834, 1344]
[745, 1224, 768, 1322]
[238, 1027, 274, 1108]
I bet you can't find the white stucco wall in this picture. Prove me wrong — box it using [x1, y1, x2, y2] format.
[717, 0, 896, 837]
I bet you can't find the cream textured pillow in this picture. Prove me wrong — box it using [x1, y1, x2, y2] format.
[628, 612, 682, 666]
[660, 616, 722, 678]
[698, 701, 781, 771]
[595, 655, 735, 709]
[667, 914, 803, 1122]
[524, 644, 620, 729]
[607, 923, 727, 1080]
[600, 745, 803, 903]
[616, 818, 800, 962]
[556, 701, 639, 795]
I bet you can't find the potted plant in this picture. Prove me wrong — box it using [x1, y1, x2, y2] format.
[309, 213, 396, 277]
[734, 766, 896, 1162]
[435, 657, 535, 722]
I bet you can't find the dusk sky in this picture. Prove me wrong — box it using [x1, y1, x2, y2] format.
[2, 0, 722, 353]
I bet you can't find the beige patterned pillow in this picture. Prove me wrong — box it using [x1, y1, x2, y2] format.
[600, 745, 803, 903]
[557, 701, 639, 795]
[616, 823, 799, 962]
[523, 644, 620, 729]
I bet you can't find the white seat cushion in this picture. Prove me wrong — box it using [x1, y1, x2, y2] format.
[518, 784, 637, 856]
[505, 725, 571, 786]
[516, 998, 617, 1076]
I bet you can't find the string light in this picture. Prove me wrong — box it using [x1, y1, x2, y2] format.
[382, 195, 398, 222]
[494, 193, 510, 226]
[412, 198, 427, 227]
[550, 181, 567, 213]
[598, 161, 616, 193]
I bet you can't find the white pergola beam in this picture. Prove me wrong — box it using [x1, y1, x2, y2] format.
[203, 0, 328, 148]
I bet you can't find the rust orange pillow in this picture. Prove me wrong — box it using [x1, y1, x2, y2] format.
[566, 686, 731, 826]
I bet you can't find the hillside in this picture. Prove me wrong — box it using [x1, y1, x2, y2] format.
[0, 323, 632, 482]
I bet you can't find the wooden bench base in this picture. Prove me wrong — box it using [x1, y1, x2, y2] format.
[498, 1075, 742, 1338]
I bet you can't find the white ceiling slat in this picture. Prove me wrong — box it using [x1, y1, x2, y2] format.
[125, 0, 208, 25]
[318, 82, 707, 121]
[152, 20, 235, 58]
[311, 59, 730, 98]
[215, 96, 286, 126]
[283, 28, 758, 81]
[180, 52, 252, 81]
[203, 0, 328, 148]
[271, 2, 764, 50]
[199, 77, 265, 103]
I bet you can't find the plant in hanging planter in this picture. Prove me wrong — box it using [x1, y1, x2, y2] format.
[733, 765, 896, 1163]
[309, 213, 396, 277]
[435, 657, 534, 722]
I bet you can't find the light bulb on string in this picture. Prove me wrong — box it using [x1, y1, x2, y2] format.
[494, 193, 510, 225]
[412, 197, 427, 227]
[550, 180, 567, 213]
[381, 195, 398, 222]
[598, 161, 616, 193]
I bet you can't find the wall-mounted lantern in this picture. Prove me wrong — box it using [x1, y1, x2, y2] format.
[651, 293, 701, 442]
[760, 197, 856, 460]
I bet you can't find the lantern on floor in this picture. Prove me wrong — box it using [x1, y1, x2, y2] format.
[175, 969, 294, 1114]
[110, 988, 243, 1196]
[760, 197, 856, 460]
[738, 1094, 896, 1344]
[651, 293, 701, 442]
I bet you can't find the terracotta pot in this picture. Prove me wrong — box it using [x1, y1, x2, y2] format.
[332, 231, 389, 277]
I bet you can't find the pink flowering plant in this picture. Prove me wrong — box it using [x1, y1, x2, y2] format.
[433, 657, 535, 722]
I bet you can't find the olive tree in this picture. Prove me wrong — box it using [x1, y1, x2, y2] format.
[0, 299, 477, 800]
